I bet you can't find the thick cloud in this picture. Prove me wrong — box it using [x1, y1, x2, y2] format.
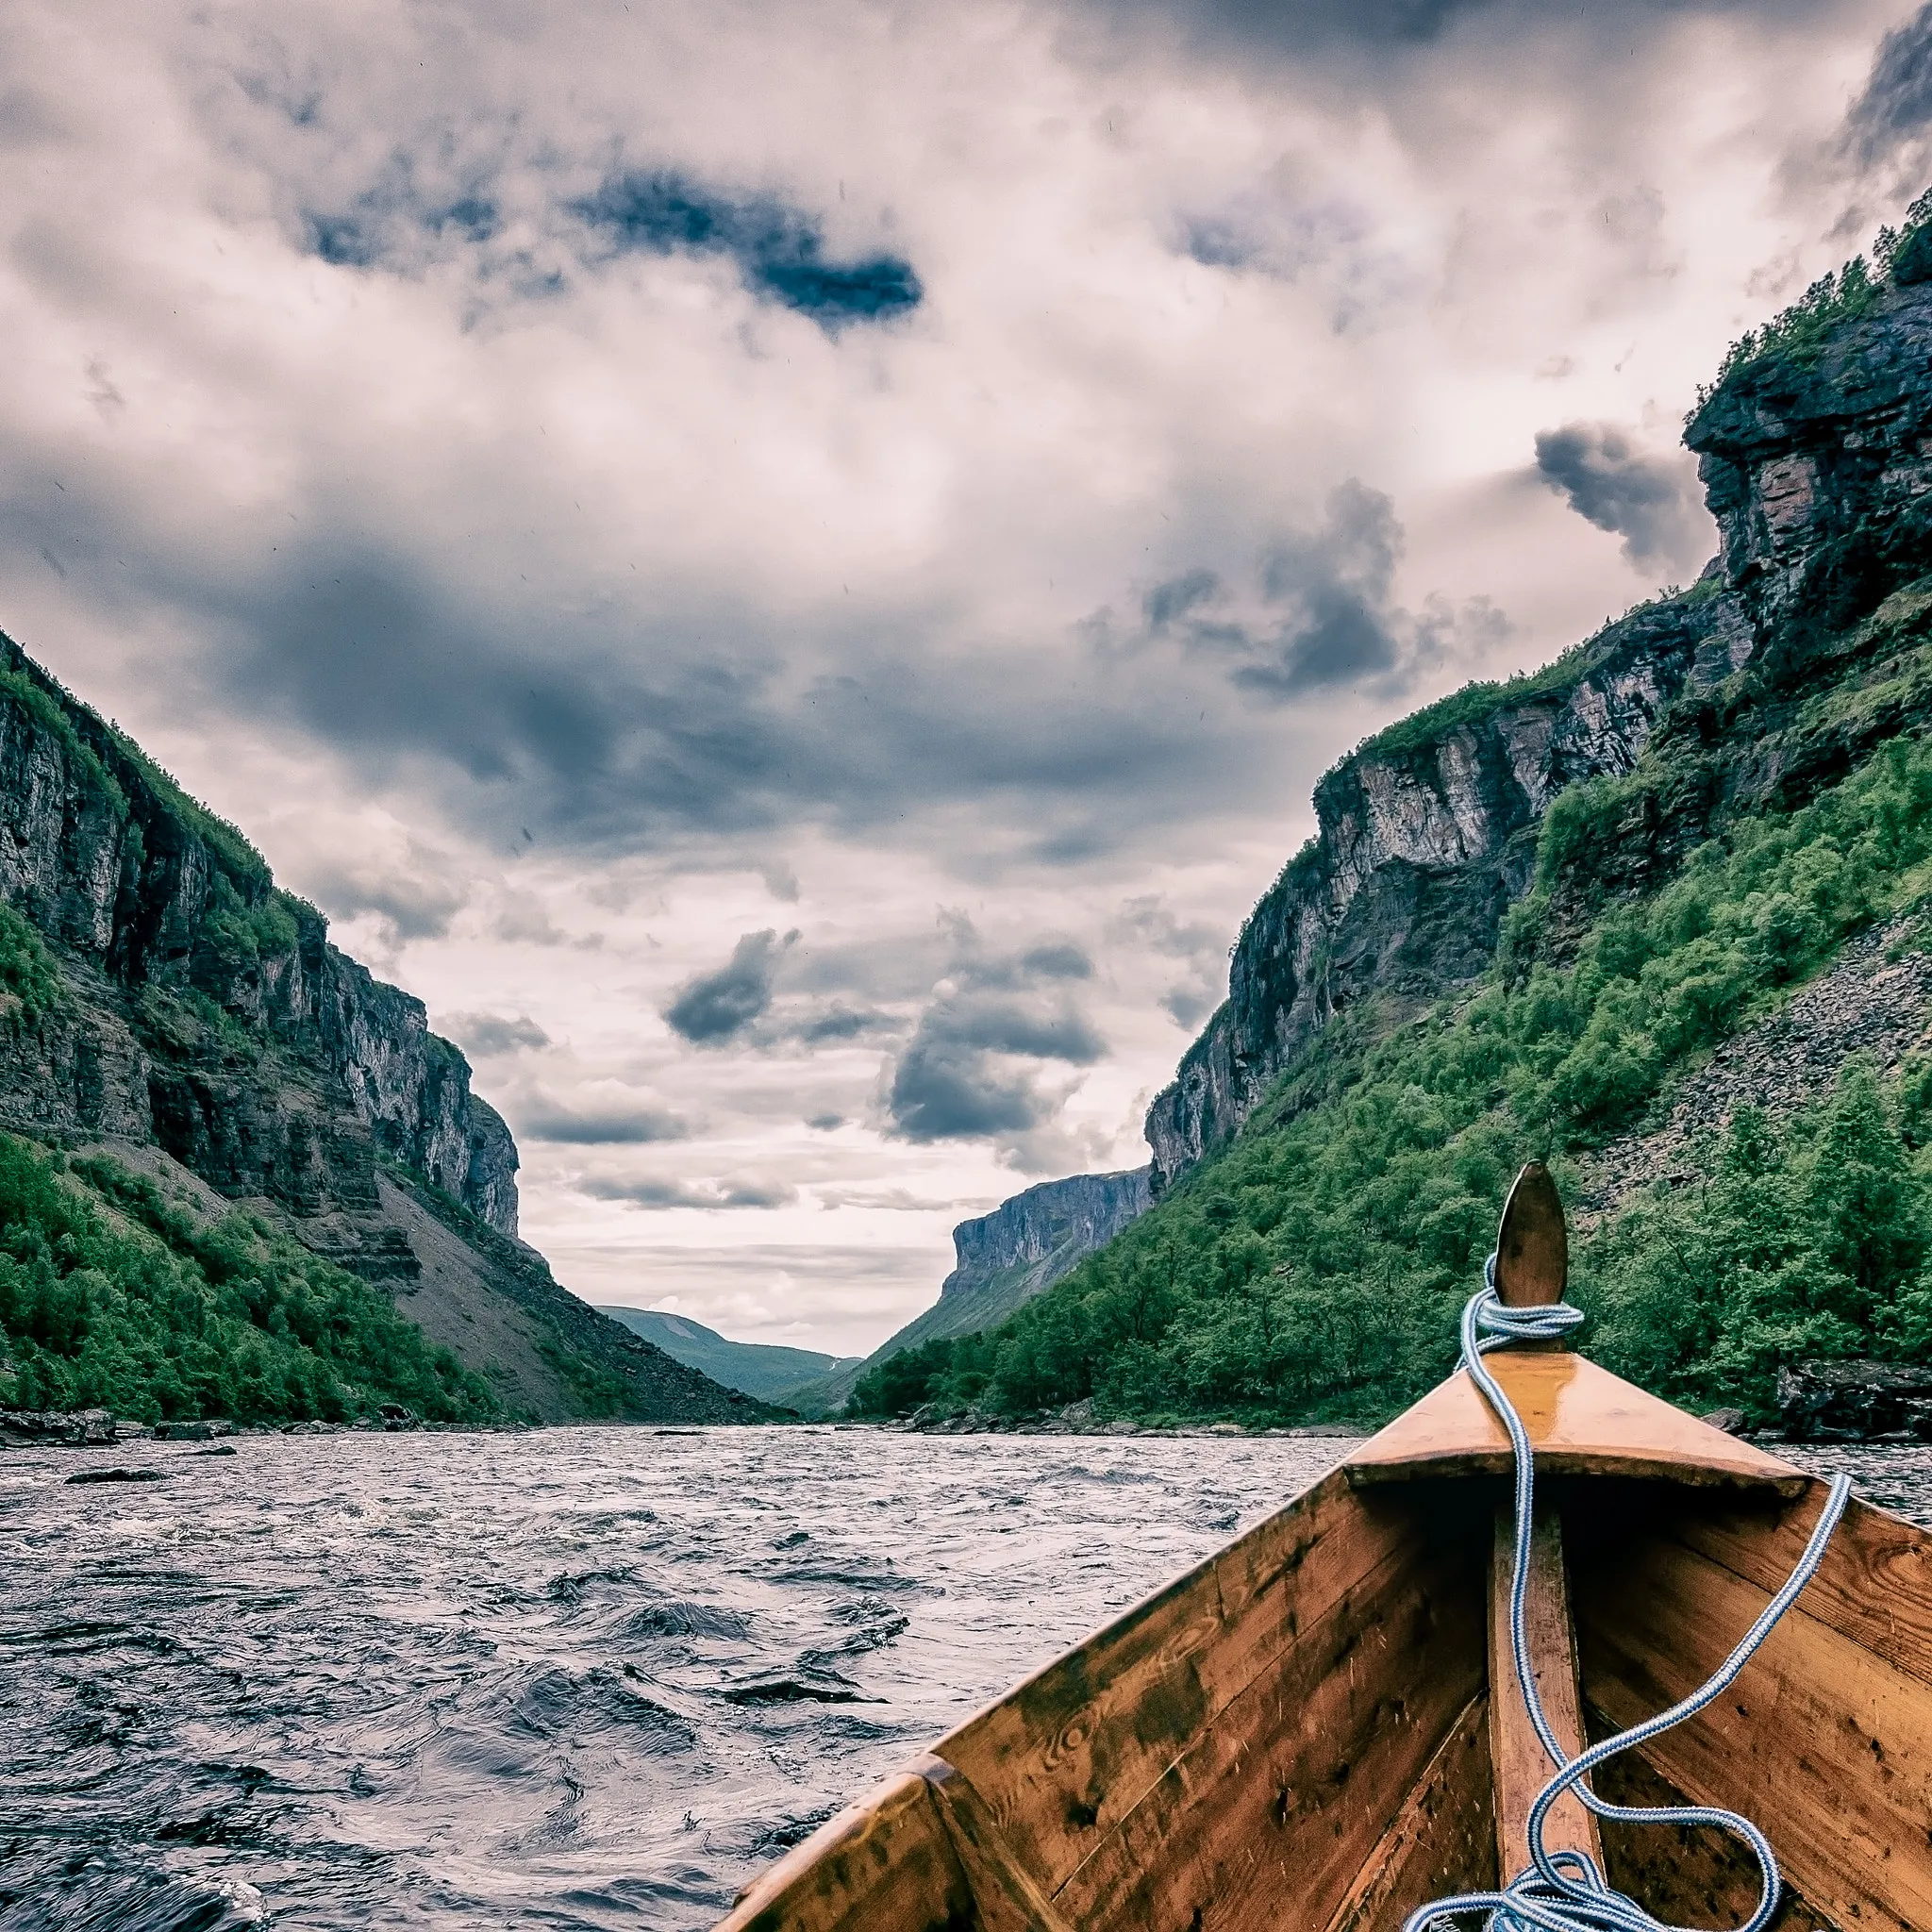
[444, 1011, 550, 1057]
[885, 926, 1108, 1163]
[1842, 4, 1932, 167]
[1133, 484, 1508, 702]
[1069, 0, 1824, 64]
[1533, 425, 1710, 573]
[664, 929, 798, 1044]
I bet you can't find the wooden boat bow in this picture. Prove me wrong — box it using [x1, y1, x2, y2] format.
[716, 1165, 1931, 1932]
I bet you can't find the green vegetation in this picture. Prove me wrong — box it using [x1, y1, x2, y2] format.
[867, 733, 1932, 1429]
[195, 871, 302, 991]
[0, 904, 64, 1018]
[0, 1139, 493, 1423]
[1697, 192, 1932, 405]
[1586, 1070, 1932, 1418]
[0, 656, 126, 821]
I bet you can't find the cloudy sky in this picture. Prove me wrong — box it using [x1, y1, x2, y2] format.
[4, 0, 1930, 1354]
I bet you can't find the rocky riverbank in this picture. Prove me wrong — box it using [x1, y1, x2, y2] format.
[0, 1405, 532, 1446]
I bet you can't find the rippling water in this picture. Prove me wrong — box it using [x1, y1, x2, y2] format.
[0, 1426, 1356, 1932]
[2, 1427, 1924, 1932]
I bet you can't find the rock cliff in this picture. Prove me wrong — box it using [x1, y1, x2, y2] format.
[792, 1167, 1151, 1411]
[939, 1167, 1153, 1309]
[0, 640, 516, 1235]
[0, 632, 764, 1424]
[1147, 273, 1932, 1191]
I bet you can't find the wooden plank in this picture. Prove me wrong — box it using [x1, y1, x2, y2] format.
[1053, 1528, 1488, 1932]
[912, 1756, 1079, 1932]
[938, 1468, 1424, 1897]
[1664, 1488, 1932, 1697]
[1346, 1354, 1807, 1496]
[1574, 1528, 1932, 1932]
[714, 1770, 974, 1932]
[1323, 1692, 1495, 1932]
[1589, 1730, 1839, 1932]
[1489, 1506, 1602, 1880]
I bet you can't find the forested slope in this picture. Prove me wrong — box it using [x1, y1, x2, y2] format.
[0, 637, 768, 1427]
[854, 223, 1932, 1430]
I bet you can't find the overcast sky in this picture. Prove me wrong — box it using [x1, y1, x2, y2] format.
[4, 0, 1930, 1354]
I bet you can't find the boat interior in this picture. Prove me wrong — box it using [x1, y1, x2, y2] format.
[721, 1171, 1932, 1932]
[721, 1411, 1932, 1932]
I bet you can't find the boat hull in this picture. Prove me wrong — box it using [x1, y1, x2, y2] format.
[718, 1374, 1932, 1931]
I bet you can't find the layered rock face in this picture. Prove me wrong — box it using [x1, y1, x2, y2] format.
[0, 637, 515, 1235]
[1146, 275, 1932, 1191]
[1690, 280, 1932, 684]
[940, 1167, 1153, 1306]
[1144, 600, 1732, 1185]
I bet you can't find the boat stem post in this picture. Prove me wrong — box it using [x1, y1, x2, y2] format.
[1485, 1162, 1603, 1879]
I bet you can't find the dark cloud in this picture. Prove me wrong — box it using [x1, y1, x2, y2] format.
[580, 1175, 798, 1209]
[444, 1011, 550, 1056]
[1533, 423, 1709, 571]
[1841, 4, 1932, 168]
[14, 492, 1241, 867]
[806, 1112, 846, 1131]
[885, 925, 1107, 1152]
[792, 1005, 891, 1043]
[1161, 985, 1218, 1028]
[1068, 0, 1819, 65]
[516, 1094, 689, 1144]
[1133, 480, 1503, 703]
[572, 172, 923, 330]
[664, 928, 798, 1044]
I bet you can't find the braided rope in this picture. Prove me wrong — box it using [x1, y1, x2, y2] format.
[1401, 1257, 1852, 1932]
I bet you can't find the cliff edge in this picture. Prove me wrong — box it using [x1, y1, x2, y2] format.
[0, 634, 765, 1424]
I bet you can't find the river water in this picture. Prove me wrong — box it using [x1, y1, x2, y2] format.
[0, 1427, 1924, 1932]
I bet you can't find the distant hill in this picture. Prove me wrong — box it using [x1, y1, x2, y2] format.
[597, 1307, 859, 1404]
[787, 1167, 1151, 1413]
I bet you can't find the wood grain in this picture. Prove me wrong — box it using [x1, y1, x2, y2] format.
[714, 1769, 974, 1932]
[912, 1756, 1078, 1932]
[1323, 1692, 1496, 1932]
[1662, 1488, 1932, 1696]
[1589, 1727, 1839, 1932]
[1489, 1506, 1602, 1881]
[1493, 1161, 1568, 1313]
[938, 1469, 1423, 1897]
[1345, 1354, 1807, 1496]
[1052, 1526, 1488, 1931]
[1574, 1524, 1932, 1932]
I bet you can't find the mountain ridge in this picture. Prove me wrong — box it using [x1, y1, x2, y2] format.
[0, 635, 767, 1425]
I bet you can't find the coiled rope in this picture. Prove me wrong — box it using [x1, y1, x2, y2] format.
[1402, 1256, 1854, 1932]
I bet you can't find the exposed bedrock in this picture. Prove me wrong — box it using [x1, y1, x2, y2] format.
[1148, 276, 1932, 1191]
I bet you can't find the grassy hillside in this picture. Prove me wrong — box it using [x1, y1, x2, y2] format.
[858, 730, 1932, 1428]
[597, 1306, 857, 1403]
[0, 1138, 494, 1423]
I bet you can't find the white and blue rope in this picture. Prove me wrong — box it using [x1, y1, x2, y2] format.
[1401, 1256, 1852, 1932]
